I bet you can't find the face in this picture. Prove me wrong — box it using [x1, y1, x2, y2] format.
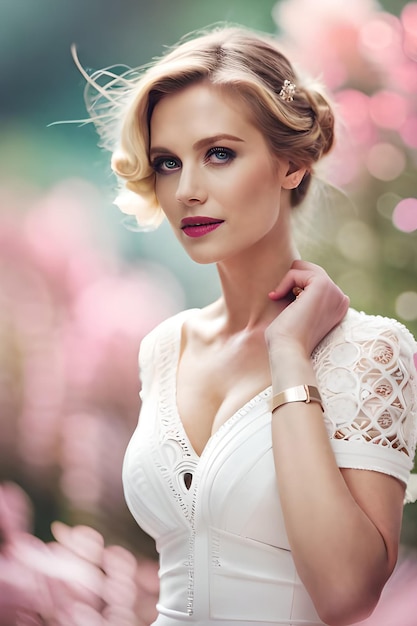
[149, 81, 297, 265]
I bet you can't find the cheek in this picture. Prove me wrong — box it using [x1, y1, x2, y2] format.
[226, 162, 279, 205]
[155, 178, 175, 210]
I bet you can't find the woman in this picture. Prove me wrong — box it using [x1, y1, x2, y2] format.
[81, 26, 417, 626]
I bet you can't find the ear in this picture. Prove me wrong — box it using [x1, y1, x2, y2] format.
[282, 163, 307, 190]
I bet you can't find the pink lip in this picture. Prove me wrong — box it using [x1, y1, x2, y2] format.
[181, 216, 224, 238]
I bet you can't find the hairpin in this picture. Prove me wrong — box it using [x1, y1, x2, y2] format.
[279, 79, 296, 102]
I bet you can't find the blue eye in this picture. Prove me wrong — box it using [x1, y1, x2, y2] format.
[206, 147, 235, 163]
[164, 159, 179, 169]
[151, 157, 180, 173]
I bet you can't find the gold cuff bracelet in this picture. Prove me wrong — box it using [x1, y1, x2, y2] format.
[271, 384, 323, 413]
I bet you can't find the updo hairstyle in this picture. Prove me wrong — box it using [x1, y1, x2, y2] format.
[83, 26, 335, 230]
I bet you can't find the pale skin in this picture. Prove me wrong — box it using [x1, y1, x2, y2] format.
[149, 81, 405, 626]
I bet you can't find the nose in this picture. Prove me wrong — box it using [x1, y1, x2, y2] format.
[175, 164, 207, 206]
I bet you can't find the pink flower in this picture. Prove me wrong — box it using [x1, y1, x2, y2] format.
[0, 482, 159, 625]
[0, 180, 181, 512]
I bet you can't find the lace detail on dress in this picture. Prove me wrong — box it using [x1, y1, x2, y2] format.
[150, 314, 198, 524]
[312, 311, 417, 461]
[141, 312, 274, 616]
[148, 313, 199, 616]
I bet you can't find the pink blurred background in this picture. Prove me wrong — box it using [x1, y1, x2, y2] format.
[0, 0, 416, 623]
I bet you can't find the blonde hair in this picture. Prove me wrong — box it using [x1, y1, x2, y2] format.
[79, 25, 335, 230]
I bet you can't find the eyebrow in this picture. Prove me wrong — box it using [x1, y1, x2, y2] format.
[149, 134, 245, 158]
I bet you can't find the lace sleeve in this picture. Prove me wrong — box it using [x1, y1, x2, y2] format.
[312, 309, 417, 496]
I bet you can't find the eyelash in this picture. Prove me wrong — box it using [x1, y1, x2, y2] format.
[205, 147, 236, 163]
[151, 146, 236, 173]
[151, 157, 180, 174]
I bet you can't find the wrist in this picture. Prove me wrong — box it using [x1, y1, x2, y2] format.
[268, 342, 317, 391]
[268, 340, 311, 369]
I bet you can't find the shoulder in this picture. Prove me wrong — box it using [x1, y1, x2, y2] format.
[312, 307, 417, 406]
[137, 309, 199, 397]
[313, 307, 417, 366]
[313, 308, 417, 485]
[331, 307, 415, 344]
[139, 308, 199, 365]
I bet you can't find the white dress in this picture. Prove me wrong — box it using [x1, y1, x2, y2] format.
[123, 308, 417, 626]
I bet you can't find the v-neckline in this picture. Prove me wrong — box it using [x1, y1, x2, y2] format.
[171, 309, 272, 460]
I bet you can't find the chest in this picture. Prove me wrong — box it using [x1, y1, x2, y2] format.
[176, 330, 271, 456]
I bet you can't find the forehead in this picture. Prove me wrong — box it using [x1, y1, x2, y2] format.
[149, 81, 259, 145]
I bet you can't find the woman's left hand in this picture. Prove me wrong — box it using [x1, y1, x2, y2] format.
[265, 260, 349, 356]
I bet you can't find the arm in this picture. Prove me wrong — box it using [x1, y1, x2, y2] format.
[266, 261, 411, 626]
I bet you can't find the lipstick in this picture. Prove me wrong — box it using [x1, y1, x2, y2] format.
[180, 216, 224, 238]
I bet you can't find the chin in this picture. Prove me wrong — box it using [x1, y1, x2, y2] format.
[186, 252, 220, 266]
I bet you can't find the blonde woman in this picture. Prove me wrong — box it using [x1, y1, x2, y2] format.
[80, 26, 417, 626]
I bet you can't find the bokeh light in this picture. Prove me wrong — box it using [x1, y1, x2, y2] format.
[369, 91, 408, 131]
[336, 220, 379, 264]
[392, 197, 417, 232]
[359, 12, 403, 64]
[400, 116, 417, 149]
[366, 143, 406, 181]
[396, 291, 417, 321]
[376, 191, 402, 219]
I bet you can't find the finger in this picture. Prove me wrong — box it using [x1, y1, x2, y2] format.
[270, 286, 303, 300]
[268, 268, 315, 300]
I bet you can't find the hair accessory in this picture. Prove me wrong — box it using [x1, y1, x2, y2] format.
[279, 79, 296, 102]
[271, 384, 323, 413]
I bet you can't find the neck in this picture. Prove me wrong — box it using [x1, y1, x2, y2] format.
[214, 217, 300, 334]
